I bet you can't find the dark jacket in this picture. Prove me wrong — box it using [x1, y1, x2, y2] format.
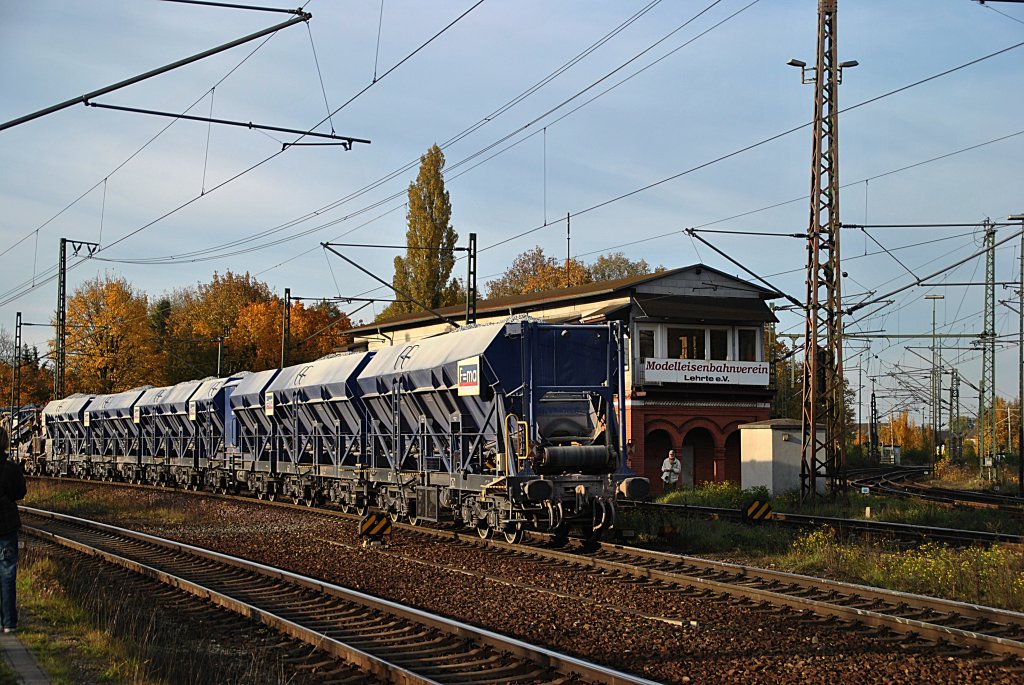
[0, 456, 26, 535]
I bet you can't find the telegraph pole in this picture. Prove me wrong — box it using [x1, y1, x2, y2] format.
[280, 287, 291, 368]
[791, 0, 858, 502]
[566, 213, 571, 288]
[1009, 213, 1024, 493]
[55, 238, 99, 398]
[925, 294, 944, 465]
[10, 313, 21, 421]
[465, 232, 477, 325]
[950, 368, 960, 460]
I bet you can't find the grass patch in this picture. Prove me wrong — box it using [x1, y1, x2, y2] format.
[17, 542, 310, 684]
[24, 480, 195, 528]
[779, 527, 1024, 611]
[932, 459, 1021, 493]
[682, 477, 1024, 535]
[620, 507, 792, 557]
[17, 553, 149, 684]
[23, 481, 117, 520]
[661, 481, 772, 509]
[635, 481, 1024, 610]
[0, 657, 18, 685]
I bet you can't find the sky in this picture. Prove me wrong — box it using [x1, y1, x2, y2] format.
[1, 0, 1022, 426]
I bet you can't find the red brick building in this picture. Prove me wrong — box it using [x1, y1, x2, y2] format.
[346, 265, 779, 491]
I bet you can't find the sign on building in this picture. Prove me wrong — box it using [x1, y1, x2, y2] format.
[643, 358, 770, 386]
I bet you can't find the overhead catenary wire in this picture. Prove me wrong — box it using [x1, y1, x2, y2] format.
[575, 129, 1024, 260]
[0, 1, 486, 307]
[481, 40, 1024, 254]
[79, 0, 715, 268]
[0, 23, 285, 263]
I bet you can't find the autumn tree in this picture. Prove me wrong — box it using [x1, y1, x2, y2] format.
[15, 346, 53, 405]
[59, 275, 164, 394]
[589, 252, 660, 282]
[162, 271, 274, 381]
[0, 328, 53, 406]
[377, 145, 460, 321]
[290, 300, 352, 360]
[221, 298, 354, 373]
[485, 246, 590, 298]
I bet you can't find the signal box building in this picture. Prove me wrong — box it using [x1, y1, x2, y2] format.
[345, 265, 780, 490]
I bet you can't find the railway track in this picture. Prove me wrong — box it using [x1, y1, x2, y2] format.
[25, 477, 1024, 676]
[386, 522, 1024, 667]
[21, 506, 660, 685]
[618, 499, 1024, 545]
[850, 468, 1024, 514]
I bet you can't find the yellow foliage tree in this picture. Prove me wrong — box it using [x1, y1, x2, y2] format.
[376, 144, 461, 321]
[290, 300, 352, 361]
[486, 246, 590, 298]
[163, 271, 274, 380]
[59, 275, 164, 394]
[231, 299, 353, 372]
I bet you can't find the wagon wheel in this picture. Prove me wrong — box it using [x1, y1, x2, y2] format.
[340, 501, 352, 514]
[303, 497, 316, 508]
[355, 502, 369, 517]
[476, 521, 493, 540]
[256, 490, 265, 500]
[502, 525, 524, 545]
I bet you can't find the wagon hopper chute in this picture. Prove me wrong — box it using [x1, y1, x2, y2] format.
[259, 352, 372, 507]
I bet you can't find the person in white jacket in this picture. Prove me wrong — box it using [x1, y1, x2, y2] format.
[661, 450, 681, 492]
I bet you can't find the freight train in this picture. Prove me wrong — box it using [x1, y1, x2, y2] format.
[34, 318, 649, 543]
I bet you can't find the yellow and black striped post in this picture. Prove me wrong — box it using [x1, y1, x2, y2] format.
[743, 499, 773, 524]
[358, 512, 393, 546]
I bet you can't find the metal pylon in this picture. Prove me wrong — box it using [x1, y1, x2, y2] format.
[54, 238, 98, 399]
[980, 222, 996, 475]
[801, 0, 846, 502]
[949, 368, 960, 460]
[55, 239, 66, 398]
[869, 389, 879, 461]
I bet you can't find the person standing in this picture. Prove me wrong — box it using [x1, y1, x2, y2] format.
[0, 428, 27, 634]
[661, 449, 681, 492]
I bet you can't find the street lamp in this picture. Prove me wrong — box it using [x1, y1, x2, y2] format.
[1009, 213, 1024, 494]
[925, 294, 944, 466]
[787, 57, 858, 84]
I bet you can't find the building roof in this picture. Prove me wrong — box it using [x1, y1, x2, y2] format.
[633, 295, 778, 324]
[348, 263, 782, 336]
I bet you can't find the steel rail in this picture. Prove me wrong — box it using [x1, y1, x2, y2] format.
[445, 534, 1024, 661]
[851, 468, 1024, 513]
[25, 477, 1024, 661]
[20, 507, 660, 685]
[618, 498, 1024, 545]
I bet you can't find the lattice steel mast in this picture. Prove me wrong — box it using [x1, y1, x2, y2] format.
[799, 0, 853, 502]
[980, 221, 997, 475]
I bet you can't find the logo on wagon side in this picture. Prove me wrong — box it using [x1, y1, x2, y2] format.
[264, 391, 275, 417]
[457, 357, 481, 396]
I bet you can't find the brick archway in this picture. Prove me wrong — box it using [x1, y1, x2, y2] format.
[644, 429, 673, 491]
[683, 426, 716, 485]
[724, 430, 741, 484]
